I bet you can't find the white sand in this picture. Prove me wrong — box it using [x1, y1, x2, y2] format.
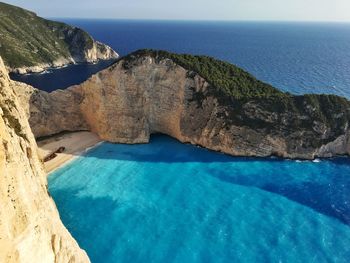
[37, 131, 102, 174]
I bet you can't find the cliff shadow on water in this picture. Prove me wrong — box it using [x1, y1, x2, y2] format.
[50, 134, 350, 226]
[10, 59, 116, 92]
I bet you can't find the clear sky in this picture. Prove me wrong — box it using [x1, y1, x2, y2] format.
[2, 0, 350, 22]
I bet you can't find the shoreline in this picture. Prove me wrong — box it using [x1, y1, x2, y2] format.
[37, 131, 103, 174]
[8, 58, 118, 75]
[48, 141, 105, 175]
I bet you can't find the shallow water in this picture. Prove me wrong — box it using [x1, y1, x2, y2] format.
[49, 135, 350, 263]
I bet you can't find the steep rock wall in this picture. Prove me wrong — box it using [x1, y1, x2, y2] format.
[15, 83, 88, 138]
[0, 57, 89, 263]
[17, 55, 350, 159]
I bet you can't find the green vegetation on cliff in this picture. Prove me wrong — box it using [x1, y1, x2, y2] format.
[124, 49, 349, 99]
[123, 49, 285, 99]
[0, 2, 114, 69]
[122, 49, 350, 136]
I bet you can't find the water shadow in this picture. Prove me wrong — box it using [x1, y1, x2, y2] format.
[82, 134, 288, 163]
[49, 188, 119, 263]
[213, 172, 350, 226]
[10, 59, 116, 92]
[53, 134, 350, 226]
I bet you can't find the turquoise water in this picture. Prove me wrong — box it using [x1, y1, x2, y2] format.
[49, 135, 350, 263]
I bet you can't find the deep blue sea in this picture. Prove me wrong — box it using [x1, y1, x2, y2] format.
[11, 20, 350, 98]
[49, 135, 350, 263]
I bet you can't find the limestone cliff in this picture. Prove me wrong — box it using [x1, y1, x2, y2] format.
[0, 2, 118, 74]
[0, 57, 89, 262]
[16, 50, 350, 159]
[15, 83, 89, 138]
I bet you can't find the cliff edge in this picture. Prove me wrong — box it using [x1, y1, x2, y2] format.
[0, 57, 89, 262]
[16, 50, 350, 159]
[0, 2, 118, 74]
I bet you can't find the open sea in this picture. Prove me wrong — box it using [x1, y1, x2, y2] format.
[49, 135, 350, 263]
[10, 20, 350, 98]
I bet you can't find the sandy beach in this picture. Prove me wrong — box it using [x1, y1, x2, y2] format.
[37, 131, 102, 174]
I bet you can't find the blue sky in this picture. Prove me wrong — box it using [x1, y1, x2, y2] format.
[3, 0, 350, 21]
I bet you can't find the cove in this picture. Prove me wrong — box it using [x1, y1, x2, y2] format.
[9, 59, 115, 92]
[48, 135, 350, 263]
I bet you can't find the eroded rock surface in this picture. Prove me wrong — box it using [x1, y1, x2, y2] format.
[0, 57, 89, 263]
[16, 52, 350, 159]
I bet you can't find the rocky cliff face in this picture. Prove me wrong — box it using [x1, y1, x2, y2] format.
[0, 2, 118, 74]
[0, 57, 89, 262]
[16, 51, 350, 159]
[15, 83, 88, 138]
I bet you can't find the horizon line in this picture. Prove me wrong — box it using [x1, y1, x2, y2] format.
[47, 17, 350, 24]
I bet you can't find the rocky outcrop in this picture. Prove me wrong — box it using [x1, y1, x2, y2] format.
[0, 57, 89, 262]
[0, 2, 118, 74]
[15, 83, 89, 138]
[16, 51, 350, 159]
